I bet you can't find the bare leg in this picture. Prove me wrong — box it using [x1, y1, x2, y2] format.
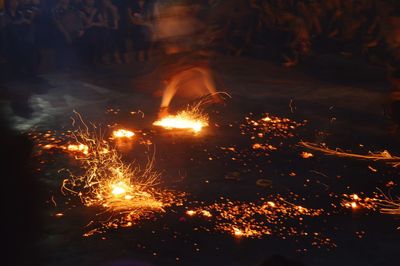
[160, 76, 181, 108]
[193, 67, 221, 103]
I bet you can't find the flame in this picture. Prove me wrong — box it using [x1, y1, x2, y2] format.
[111, 181, 129, 196]
[67, 144, 89, 155]
[112, 129, 135, 139]
[186, 210, 196, 216]
[61, 112, 184, 235]
[154, 92, 229, 133]
[153, 107, 208, 133]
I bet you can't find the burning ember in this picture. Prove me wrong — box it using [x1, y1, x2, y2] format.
[378, 190, 400, 215]
[300, 142, 400, 167]
[340, 193, 378, 211]
[185, 196, 336, 248]
[66, 144, 89, 155]
[60, 113, 183, 235]
[112, 129, 135, 139]
[153, 105, 209, 133]
[153, 92, 230, 133]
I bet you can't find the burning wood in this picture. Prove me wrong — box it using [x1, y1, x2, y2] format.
[378, 189, 400, 215]
[300, 142, 400, 167]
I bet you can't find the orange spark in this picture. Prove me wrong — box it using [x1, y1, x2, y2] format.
[61, 112, 184, 235]
[67, 144, 89, 155]
[153, 109, 208, 133]
[112, 129, 135, 139]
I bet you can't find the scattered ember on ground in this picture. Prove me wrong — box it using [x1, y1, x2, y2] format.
[185, 196, 336, 249]
[340, 193, 380, 211]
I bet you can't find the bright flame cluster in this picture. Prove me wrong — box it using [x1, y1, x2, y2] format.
[60, 115, 183, 235]
[153, 105, 209, 133]
[112, 129, 135, 139]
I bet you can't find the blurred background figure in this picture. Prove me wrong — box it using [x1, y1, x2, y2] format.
[51, 0, 83, 69]
[0, 0, 41, 75]
[111, 0, 131, 63]
[79, 0, 107, 66]
[152, 1, 220, 116]
[129, 0, 152, 62]
[99, 0, 119, 63]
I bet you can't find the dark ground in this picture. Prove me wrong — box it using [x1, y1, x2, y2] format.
[1, 53, 399, 266]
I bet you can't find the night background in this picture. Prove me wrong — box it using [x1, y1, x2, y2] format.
[1, 0, 400, 266]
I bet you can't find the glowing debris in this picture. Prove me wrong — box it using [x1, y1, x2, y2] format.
[186, 210, 196, 216]
[341, 194, 378, 211]
[153, 107, 208, 133]
[300, 142, 400, 167]
[241, 114, 306, 154]
[112, 129, 135, 139]
[60, 113, 184, 235]
[67, 144, 89, 155]
[378, 190, 400, 215]
[300, 152, 314, 159]
[185, 197, 334, 247]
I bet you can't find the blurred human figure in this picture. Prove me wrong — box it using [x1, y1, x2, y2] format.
[112, 0, 131, 63]
[99, 0, 119, 63]
[79, 0, 107, 65]
[51, 0, 84, 69]
[273, 6, 311, 67]
[152, 1, 220, 117]
[130, 0, 151, 62]
[0, 0, 40, 74]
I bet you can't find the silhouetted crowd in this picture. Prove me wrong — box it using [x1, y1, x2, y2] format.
[0, 0, 155, 74]
[1, 0, 400, 75]
[207, 0, 400, 69]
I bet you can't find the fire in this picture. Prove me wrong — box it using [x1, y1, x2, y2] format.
[154, 92, 229, 133]
[111, 181, 129, 196]
[341, 193, 378, 211]
[67, 144, 89, 155]
[233, 227, 244, 237]
[300, 152, 314, 159]
[112, 129, 135, 139]
[184, 197, 336, 248]
[186, 210, 196, 216]
[61, 112, 183, 235]
[153, 108, 208, 133]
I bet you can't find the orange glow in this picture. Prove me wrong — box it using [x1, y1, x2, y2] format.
[67, 144, 89, 155]
[153, 109, 208, 133]
[61, 112, 184, 236]
[111, 181, 129, 196]
[300, 152, 314, 159]
[201, 210, 212, 217]
[112, 129, 135, 139]
[233, 227, 244, 237]
[186, 210, 196, 216]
